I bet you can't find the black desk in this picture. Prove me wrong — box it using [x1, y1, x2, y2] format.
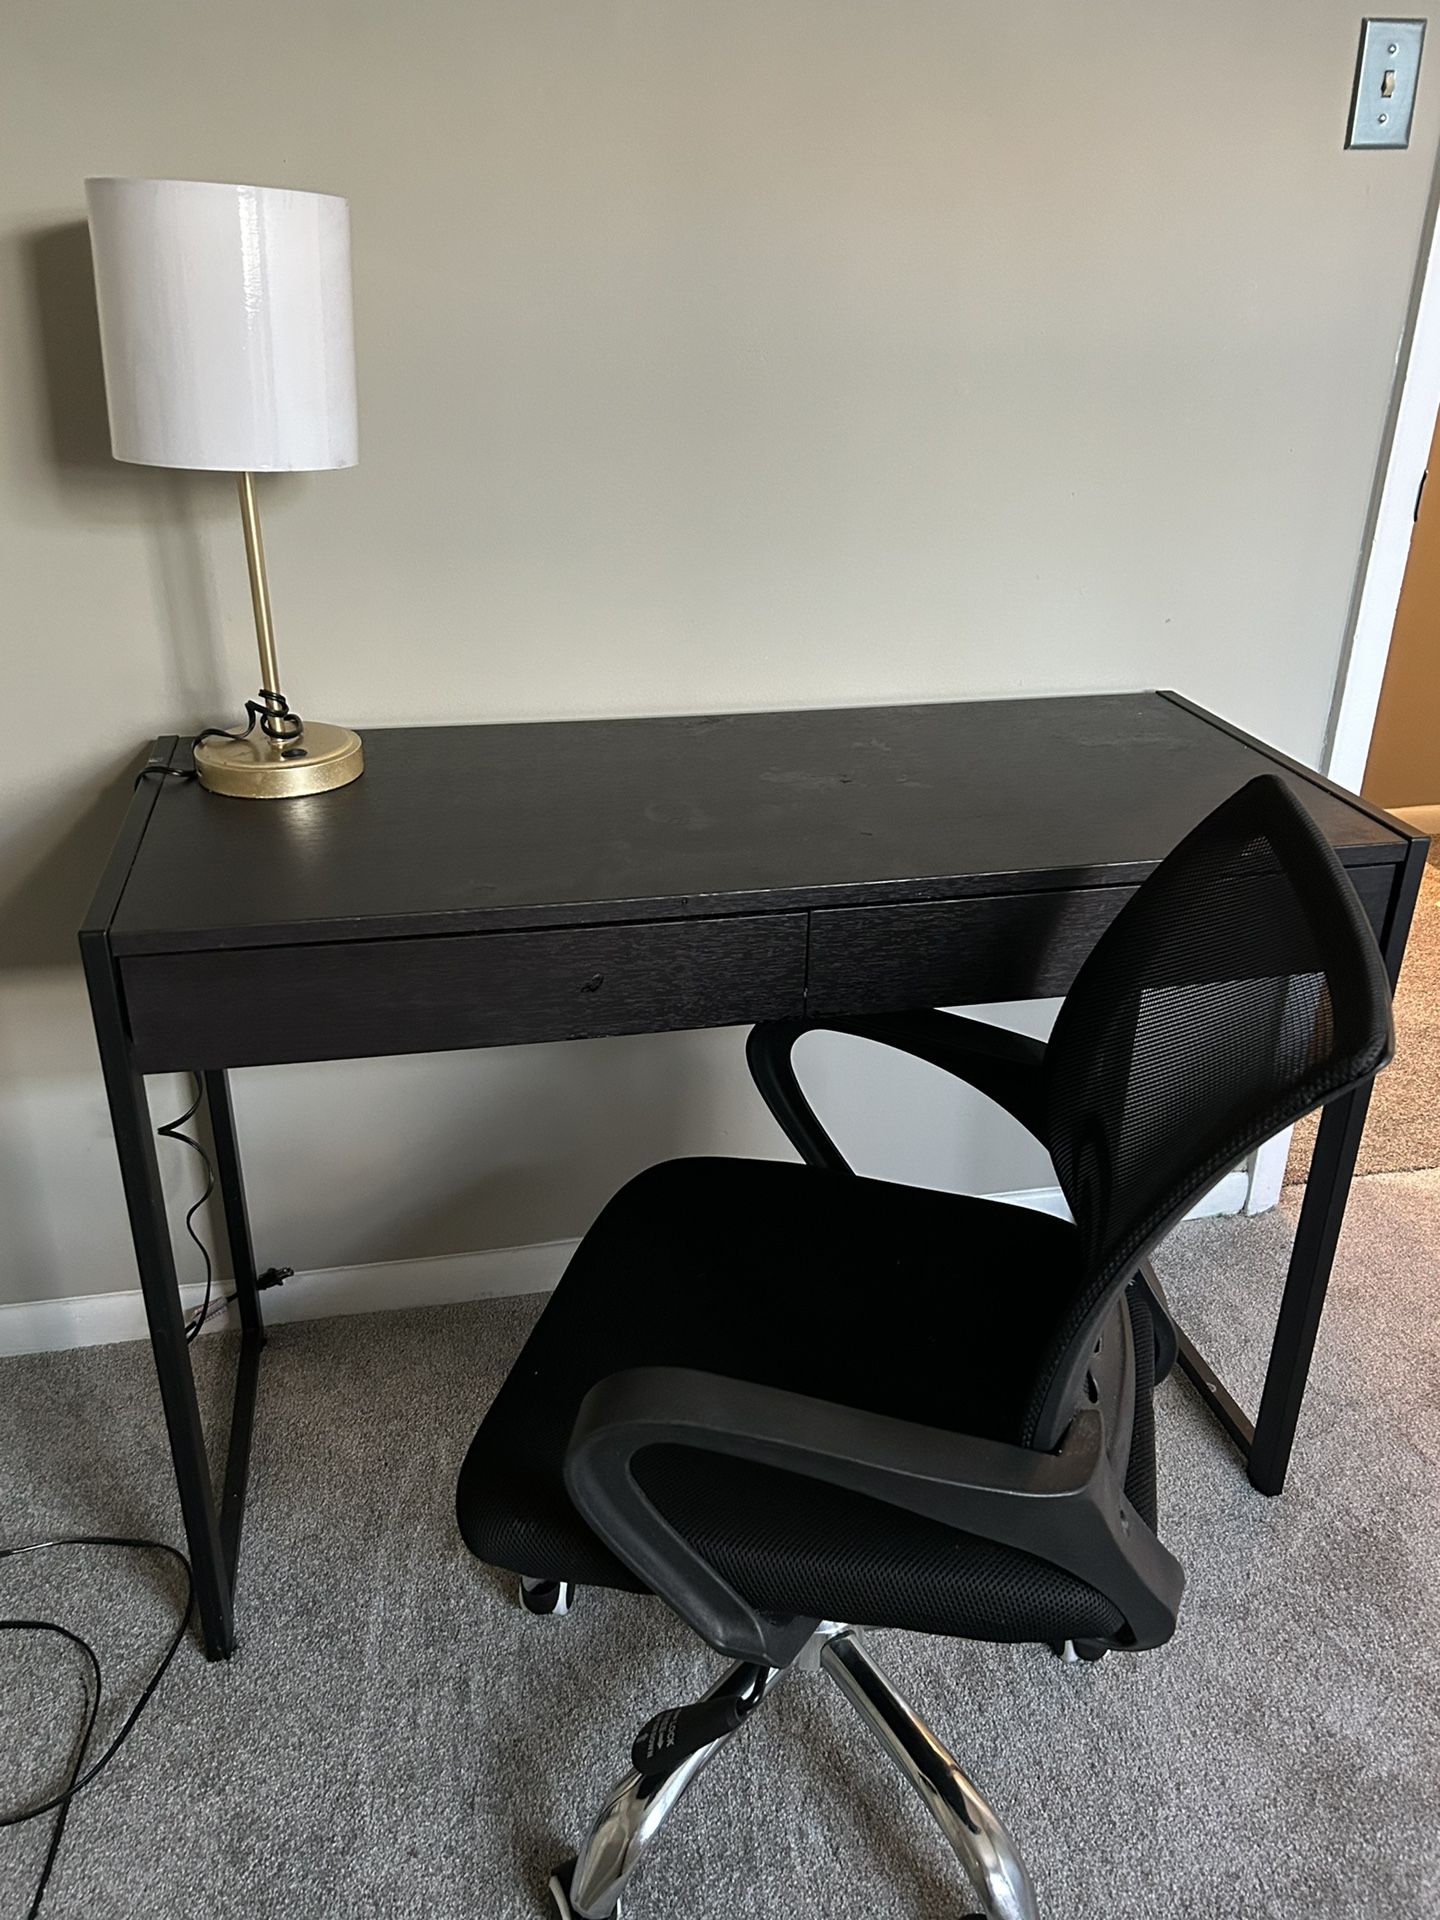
[81, 690, 1426, 1658]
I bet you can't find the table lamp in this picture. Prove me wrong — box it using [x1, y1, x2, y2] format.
[85, 176, 363, 798]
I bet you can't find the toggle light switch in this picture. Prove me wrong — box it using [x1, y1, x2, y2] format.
[1348, 19, 1425, 149]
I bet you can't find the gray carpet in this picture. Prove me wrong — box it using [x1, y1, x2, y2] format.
[4, 1170, 1440, 1919]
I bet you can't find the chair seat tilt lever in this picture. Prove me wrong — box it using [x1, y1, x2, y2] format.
[630, 1665, 767, 1780]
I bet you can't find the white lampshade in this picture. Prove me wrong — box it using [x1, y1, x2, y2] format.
[84, 176, 357, 473]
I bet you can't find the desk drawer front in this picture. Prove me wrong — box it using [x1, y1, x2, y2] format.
[121, 914, 808, 1070]
[808, 889, 1136, 1015]
[809, 861, 1397, 1018]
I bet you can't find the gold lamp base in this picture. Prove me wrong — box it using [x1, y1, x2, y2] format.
[193, 720, 364, 799]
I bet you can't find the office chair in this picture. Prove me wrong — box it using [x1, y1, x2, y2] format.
[456, 773, 1393, 1919]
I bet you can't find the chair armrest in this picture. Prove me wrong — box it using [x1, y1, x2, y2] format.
[565, 1366, 1183, 1667]
[745, 1012, 1050, 1176]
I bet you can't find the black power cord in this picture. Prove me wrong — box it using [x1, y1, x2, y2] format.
[155, 1076, 235, 1343]
[0, 1538, 194, 1918]
[134, 692, 306, 794]
[194, 688, 303, 749]
[132, 762, 195, 789]
[157, 1075, 291, 1336]
[156, 1077, 292, 1337]
[2, 1087, 289, 1913]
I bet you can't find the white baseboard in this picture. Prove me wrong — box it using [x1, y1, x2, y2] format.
[0, 1169, 1252, 1359]
[1244, 1130, 1294, 1216]
[986, 1168, 1248, 1225]
[0, 1238, 579, 1359]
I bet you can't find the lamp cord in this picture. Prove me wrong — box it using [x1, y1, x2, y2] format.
[154, 1074, 236, 1344]
[133, 762, 194, 788]
[133, 688, 306, 790]
[195, 689, 303, 748]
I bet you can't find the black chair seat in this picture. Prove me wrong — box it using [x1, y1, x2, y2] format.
[458, 1157, 1153, 1645]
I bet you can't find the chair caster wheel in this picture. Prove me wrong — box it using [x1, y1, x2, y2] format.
[521, 1576, 576, 1616]
[549, 1858, 618, 1919]
[548, 1860, 578, 1918]
[1051, 1637, 1108, 1663]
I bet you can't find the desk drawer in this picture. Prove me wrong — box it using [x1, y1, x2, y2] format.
[121, 913, 808, 1071]
[808, 889, 1136, 1015]
[808, 860, 1397, 1018]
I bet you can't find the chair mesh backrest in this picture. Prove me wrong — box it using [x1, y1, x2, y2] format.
[1025, 773, 1394, 1447]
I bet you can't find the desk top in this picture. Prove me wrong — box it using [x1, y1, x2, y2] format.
[94, 690, 1411, 957]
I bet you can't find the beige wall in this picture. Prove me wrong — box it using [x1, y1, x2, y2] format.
[0, 1, 1435, 1307]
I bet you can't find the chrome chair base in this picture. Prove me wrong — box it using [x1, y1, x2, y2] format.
[820, 1627, 1039, 1920]
[548, 1622, 1038, 1920]
[555, 1659, 782, 1920]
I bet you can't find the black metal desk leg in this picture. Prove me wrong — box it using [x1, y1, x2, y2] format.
[1248, 1085, 1374, 1495]
[203, 1069, 266, 1594]
[1251, 832, 1427, 1495]
[83, 957, 234, 1656]
[203, 1070, 265, 1344]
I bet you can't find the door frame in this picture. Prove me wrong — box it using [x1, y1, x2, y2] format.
[1324, 162, 1440, 791]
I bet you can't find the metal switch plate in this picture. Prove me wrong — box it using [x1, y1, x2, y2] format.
[1348, 18, 1425, 148]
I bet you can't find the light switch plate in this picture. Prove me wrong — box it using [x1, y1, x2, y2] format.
[1348, 18, 1425, 149]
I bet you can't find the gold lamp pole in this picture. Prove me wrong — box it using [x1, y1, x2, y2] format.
[238, 471, 283, 707]
[190, 474, 365, 799]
